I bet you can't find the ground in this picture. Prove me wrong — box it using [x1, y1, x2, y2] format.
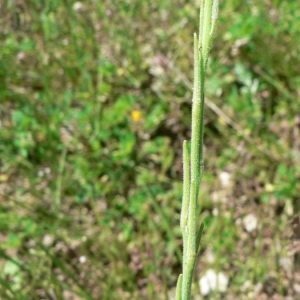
[0, 0, 300, 299]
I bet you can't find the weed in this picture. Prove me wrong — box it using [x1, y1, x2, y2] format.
[175, 1, 219, 299]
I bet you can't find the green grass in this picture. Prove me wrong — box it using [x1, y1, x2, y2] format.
[1, 0, 300, 299]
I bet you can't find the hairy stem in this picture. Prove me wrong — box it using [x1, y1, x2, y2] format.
[175, 1, 219, 299]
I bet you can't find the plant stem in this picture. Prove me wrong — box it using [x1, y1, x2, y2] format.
[175, 1, 219, 299]
[181, 140, 190, 272]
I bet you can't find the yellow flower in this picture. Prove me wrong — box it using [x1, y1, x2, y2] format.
[131, 110, 142, 122]
[0, 174, 8, 182]
[265, 183, 274, 193]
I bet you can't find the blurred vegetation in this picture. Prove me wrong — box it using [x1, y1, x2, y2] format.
[0, 0, 300, 299]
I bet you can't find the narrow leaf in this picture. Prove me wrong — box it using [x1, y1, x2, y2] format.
[180, 140, 190, 232]
[196, 222, 205, 255]
[175, 274, 183, 300]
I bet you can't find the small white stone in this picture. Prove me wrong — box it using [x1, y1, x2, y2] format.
[62, 38, 69, 46]
[149, 65, 164, 77]
[253, 282, 263, 295]
[235, 218, 242, 226]
[211, 190, 228, 204]
[212, 208, 219, 216]
[43, 234, 54, 247]
[79, 256, 87, 263]
[294, 283, 300, 293]
[199, 273, 211, 296]
[211, 191, 220, 202]
[73, 2, 83, 11]
[199, 269, 229, 296]
[279, 256, 293, 272]
[44, 167, 51, 175]
[38, 170, 44, 177]
[219, 172, 231, 188]
[27, 239, 36, 247]
[285, 200, 294, 216]
[243, 213, 258, 232]
[17, 51, 26, 61]
[241, 280, 252, 292]
[205, 249, 215, 263]
[214, 271, 229, 292]
[206, 269, 218, 291]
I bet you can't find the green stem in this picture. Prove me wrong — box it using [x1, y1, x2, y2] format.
[188, 32, 201, 257]
[182, 33, 200, 300]
[178, 1, 219, 299]
[181, 140, 190, 273]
